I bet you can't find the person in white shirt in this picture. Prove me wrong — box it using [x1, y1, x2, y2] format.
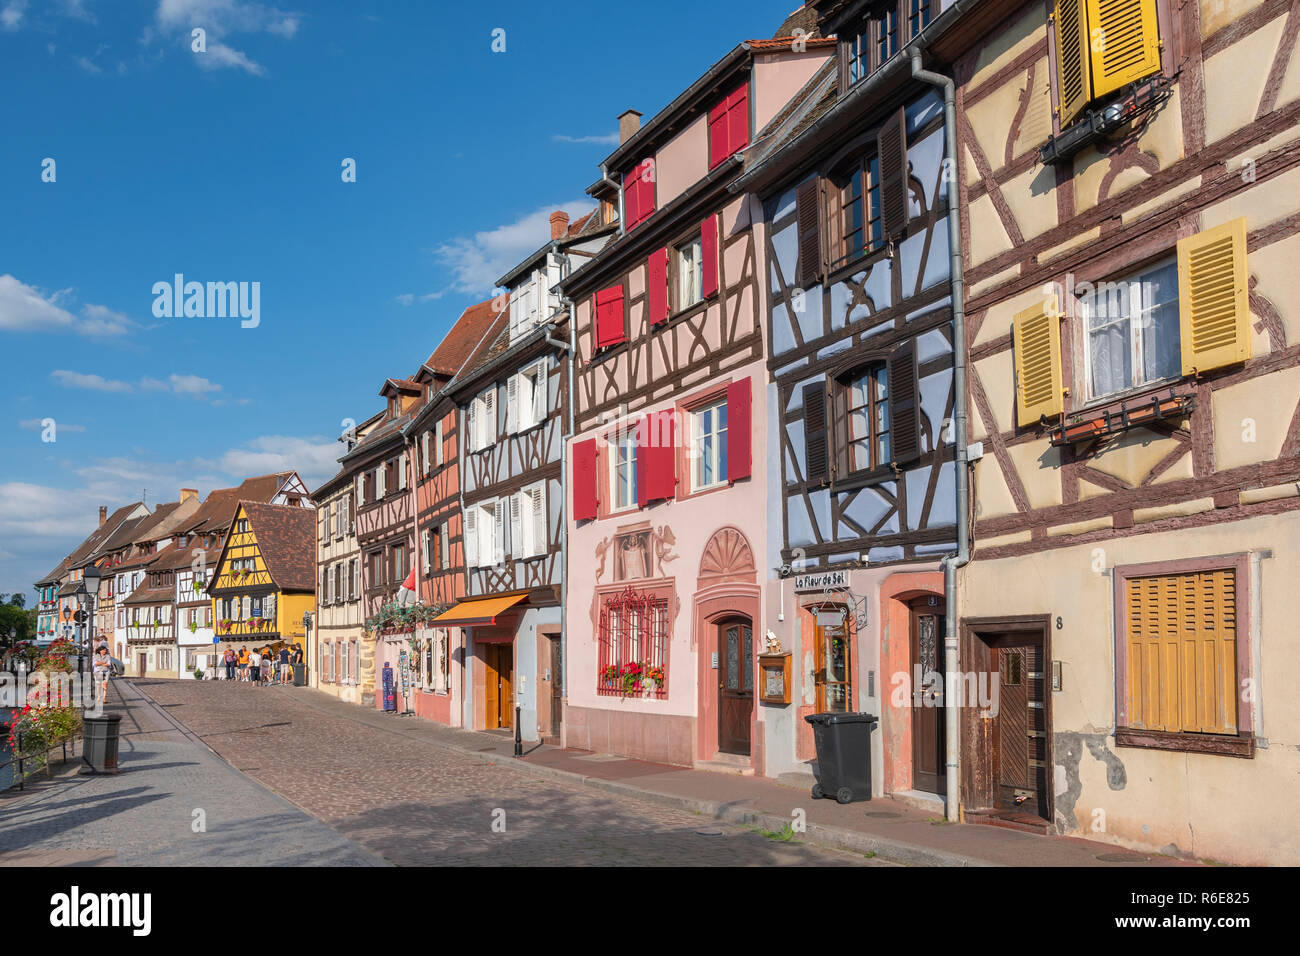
[249, 649, 262, 685]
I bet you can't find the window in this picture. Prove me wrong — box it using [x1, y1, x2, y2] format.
[594, 285, 627, 349]
[392, 545, 405, 585]
[397, 453, 408, 491]
[350, 558, 359, 600]
[676, 236, 703, 312]
[692, 399, 729, 491]
[510, 278, 540, 341]
[421, 528, 432, 573]
[831, 153, 884, 269]
[236, 518, 249, 534]
[512, 362, 547, 432]
[611, 432, 638, 512]
[468, 387, 496, 452]
[708, 83, 749, 168]
[815, 611, 852, 712]
[846, 365, 890, 471]
[1116, 556, 1250, 754]
[336, 496, 347, 540]
[1052, 0, 1161, 127]
[1081, 259, 1180, 402]
[512, 482, 548, 559]
[321, 503, 330, 541]
[465, 500, 503, 567]
[622, 159, 656, 230]
[369, 551, 383, 587]
[597, 587, 670, 699]
[845, 1, 931, 84]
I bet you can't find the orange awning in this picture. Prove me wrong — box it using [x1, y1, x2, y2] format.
[430, 593, 527, 627]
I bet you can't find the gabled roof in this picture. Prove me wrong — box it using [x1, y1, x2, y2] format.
[35, 557, 70, 588]
[182, 473, 296, 535]
[121, 580, 172, 608]
[66, 502, 147, 570]
[230, 501, 316, 592]
[421, 297, 510, 379]
[442, 300, 514, 398]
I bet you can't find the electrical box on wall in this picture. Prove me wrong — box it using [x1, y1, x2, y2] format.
[1052, 660, 1062, 692]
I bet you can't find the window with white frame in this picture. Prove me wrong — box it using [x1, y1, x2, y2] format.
[611, 431, 639, 512]
[847, 365, 890, 471]
[464, 500, 503, 567]
[510, 277, 540, 342]
[512, 361, 548, 432]
[692, 399, 729, 491]
[511, 482, 548, 559]
[1081, 259, 1180, 403]
[467, 388, 496, 452]
[676, 235, 703, 311]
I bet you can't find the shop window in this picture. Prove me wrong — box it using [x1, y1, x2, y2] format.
[815, 610, 852, 713]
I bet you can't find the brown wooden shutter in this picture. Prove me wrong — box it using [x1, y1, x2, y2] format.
[1177, 217, 1250, 376]
[878, 107, 909, 239]
[795, 178, 822, 287]
[888, 340, 921, 464]
[803, 382, 829, 485]
[829, 379, 850, 478]
[1054, 0, 1093, 127]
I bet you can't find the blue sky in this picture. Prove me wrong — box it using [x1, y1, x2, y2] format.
[0, 0, 802, 595]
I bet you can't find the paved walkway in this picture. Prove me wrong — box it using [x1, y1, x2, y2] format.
[0, 679, 384, 867]
[137, 679, 1191, 867]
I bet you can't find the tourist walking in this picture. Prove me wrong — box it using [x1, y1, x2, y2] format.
[238, 646, 250, 681]
[92, 645, 112, 704]
[248, 647, 261, 686]
[224, 647, 236, 681]
[278, 645, 291, 684]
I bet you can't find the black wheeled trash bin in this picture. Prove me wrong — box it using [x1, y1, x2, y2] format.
[804, 711, 878, 804]
[81, 714, 122, 775]
[293, 663, 308, 687]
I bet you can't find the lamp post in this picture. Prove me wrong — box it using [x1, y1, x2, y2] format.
[83, 565, 101, 679]
[301, 611, 312, 688]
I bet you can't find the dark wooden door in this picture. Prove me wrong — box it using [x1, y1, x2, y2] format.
[138, 653, 147, 677]
[910, 599, 946, 794]
[717, 618, 753, 755]
[994, 639, 1047, 817]
[548, 636, 563, 739]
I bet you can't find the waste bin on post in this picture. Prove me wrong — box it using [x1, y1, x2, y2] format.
[293, 663, 308, 687]
[81, 714, 122, 775]
[804, 711, 878, 804]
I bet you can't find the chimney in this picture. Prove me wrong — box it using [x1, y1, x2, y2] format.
[618, 109, 642, 144]
[549, 210, 570, 240]
[99, 506, 107, 526]
[180, 488, 198, 503]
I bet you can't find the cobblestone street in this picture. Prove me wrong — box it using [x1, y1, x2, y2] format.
[133, 679, 891, 866]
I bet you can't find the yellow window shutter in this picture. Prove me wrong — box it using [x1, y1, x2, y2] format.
[1086, 0, 1161, 99]
[1054, 0, 1092, 127]
[1012, 298, 1064, 427]
[1177, 217, 1250, 376]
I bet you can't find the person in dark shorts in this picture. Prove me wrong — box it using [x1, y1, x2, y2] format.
[248, 647, 262, 685]
[278, 645, 291, 684]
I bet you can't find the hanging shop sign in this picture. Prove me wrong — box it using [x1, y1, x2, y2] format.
[794, 570, 848, 593]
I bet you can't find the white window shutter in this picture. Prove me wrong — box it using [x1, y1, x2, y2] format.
[493, 499, 505, 565]
[533, 364, 546, 426]
[422, 431, 431, 474]
[422, 530, 431, 573]
[377, 465, 386, 499]
[338, 496, 347, 539]
[484, 389, 497, 444]
[466, 402, 478, 453]
[506, 377, 518, 434]
[533, 485, 547, 557]
[464, 507, 478, 567]
[510, 493, 522, 558]
[435, 418, 443, 466]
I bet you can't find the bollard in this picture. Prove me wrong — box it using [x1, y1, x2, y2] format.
[514, 706, 522, 757]
[16, 731, 23, 792]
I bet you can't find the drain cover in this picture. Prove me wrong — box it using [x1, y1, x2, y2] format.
[863, 811, 902, 818]
[696, 828, 724, 836]
[1096, 852, 1150, 862]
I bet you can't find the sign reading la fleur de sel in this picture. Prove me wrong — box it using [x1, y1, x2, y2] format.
[793, 569, 849, 592]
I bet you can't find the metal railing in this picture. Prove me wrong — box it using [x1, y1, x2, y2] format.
[0, 730, 82, 792]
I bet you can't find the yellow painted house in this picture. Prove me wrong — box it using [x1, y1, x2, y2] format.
[208, 501, 317, 659]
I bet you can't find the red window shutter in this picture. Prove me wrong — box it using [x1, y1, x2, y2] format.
[648, 248, 669, 325]
[594, 285, 626, 348]
[708, 98, 729, 168]
[636, 411, 676, 507]
[701, 214, 719, 299]
[727, 84, 749, 157]
[623, 159, 655, 229]
[623, 168, 641, 229]
[727, 377, 752, 482]
[573, 438, 598, 522]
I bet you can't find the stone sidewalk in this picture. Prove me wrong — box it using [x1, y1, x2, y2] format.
[142, 678, 1194, 867]
[0, 679, 385, 867]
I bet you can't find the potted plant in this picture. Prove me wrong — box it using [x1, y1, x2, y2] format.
[188, 621, 198, 633]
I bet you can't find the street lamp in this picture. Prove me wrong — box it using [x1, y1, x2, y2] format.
[301, 611, 312, 688]
[81, 565, 101, 678]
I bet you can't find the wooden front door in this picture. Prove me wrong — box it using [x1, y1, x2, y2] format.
[484, 644, 513, 730]
[717, 618, 753, 755]
[138, 653, 147, 677]
[548, 635, 563, 740]
[910, 599, 946, 795]
[993, 637, 1047, 818]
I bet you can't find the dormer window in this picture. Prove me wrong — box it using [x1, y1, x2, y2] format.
[708, 82, 749, 168]
[843, 1, 931, 87]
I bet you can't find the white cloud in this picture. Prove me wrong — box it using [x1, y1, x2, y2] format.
[52, 370, 224, 401]
[213, 434, 339, 489]
[552, 132, 620, 146]
[75, 55, 102, 74]
[0, 1, 27, 31]
[0, 275, 134, 337]
[427, 200, 596, 297]
[154, 0, 300, 75]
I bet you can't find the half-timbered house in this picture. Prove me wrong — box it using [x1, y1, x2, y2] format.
[313, 412, 382, 704]
[946, 0, 1300, 864]
[560, 24, 835, 771]
[208, 501, 316, 663]
[730, 0, 966, 797]
[348, 380, 422, 708]
[402, 298, 507, 727]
